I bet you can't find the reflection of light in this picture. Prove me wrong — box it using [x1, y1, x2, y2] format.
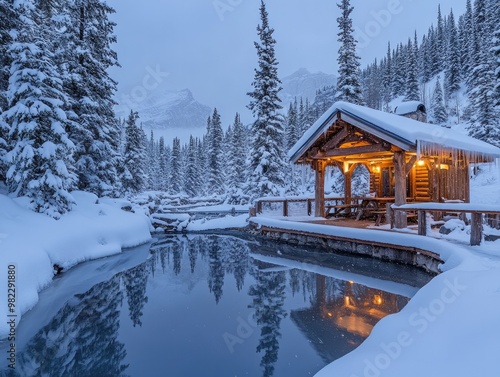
[344, 296, 350, 306]
[373, 295, 383, 305]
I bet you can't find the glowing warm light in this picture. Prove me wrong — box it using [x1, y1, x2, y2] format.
[348, 280, 354, 284]
[372, 166, 381, 173]
[439, 164, 449, 170]
[373, 295, 383, 305]
[327, 312, 333, 317]
[344, 296, 350, 305]
[417, 160, 425, 166]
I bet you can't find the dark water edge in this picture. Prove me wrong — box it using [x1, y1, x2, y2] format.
[0, 233, 433, 377]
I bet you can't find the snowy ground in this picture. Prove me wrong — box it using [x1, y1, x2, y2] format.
[0, 191, 152, 339]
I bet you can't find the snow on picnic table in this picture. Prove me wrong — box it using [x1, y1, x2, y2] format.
[250, 216, 500, 377]
[0, 191, 151, 339]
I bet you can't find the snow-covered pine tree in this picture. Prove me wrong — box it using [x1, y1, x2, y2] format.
[431, 76, 448, 125]
[392, 44, 406, 98]
[435, 5, 445, 74]
[467, 0, 497, 142]
[445, 9, 461, 101]
[226, 113, 248, 203]
[207, 108, 224, 195]
[4, 0, 76, 218]
[184, 135, 198, 197]
[246, 0, 286, 199]
[170, 137, 182, 194]
[0, 0, 17, 182]
[64, 0, 121, 197]
[285, 102, 298, 150]
[492, 2, 500, 111]
[157, 136, 167, 191]
[335, 0, 363, 105]
[404, 33, 420, 102]
[382, 42, 392, 108]
[122, 111, 147, 194]
[145, 130, 156, 190]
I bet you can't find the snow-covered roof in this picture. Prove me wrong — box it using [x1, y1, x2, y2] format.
[394, 101, 426, 115]
[289, 101, 500, 163]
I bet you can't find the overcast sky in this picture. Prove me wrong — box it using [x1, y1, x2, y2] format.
[108, 0, 467, 125]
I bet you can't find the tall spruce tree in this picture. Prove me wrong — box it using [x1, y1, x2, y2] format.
[246, 0, 286, 199]
[184, 135, 198, 197]
[4, 0, 76, 218]
[122, 111, 146, 194]
[207, 108, 225, 195]
[431, 76, 447, 125]
[64, 0, 121, 197]
[335, 0, 363, 104]
[404, 33, 420, 101]
[170, 137, 182, 194]
[445, 9, 461, 101]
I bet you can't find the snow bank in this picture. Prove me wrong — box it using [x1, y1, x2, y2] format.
[0, 191, 151, 339]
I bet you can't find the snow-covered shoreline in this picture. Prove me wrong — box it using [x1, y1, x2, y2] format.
[0, 191, 152, 339]
[249, 216, 500, 376]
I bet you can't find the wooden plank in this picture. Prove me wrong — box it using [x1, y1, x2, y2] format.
[321, 143, 392, 157]
[322, 126, 350, 151]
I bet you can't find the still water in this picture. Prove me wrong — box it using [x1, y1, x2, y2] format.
[1, 234, 432, 377]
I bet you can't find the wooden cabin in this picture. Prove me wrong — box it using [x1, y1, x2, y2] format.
[289, 101, 500, 228]
[394, 101, 427, 123]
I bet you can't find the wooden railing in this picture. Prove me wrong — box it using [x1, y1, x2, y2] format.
[252, 196, 353, 217]
[392, 203, 500, 246]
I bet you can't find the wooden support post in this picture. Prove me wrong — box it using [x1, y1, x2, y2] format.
[257, 200, 262, 214]
[314, 160, 326, 217]
[470, 212, 483, 246]
[393, 151, 407, 229]
[386, 203, 393, 227]
[418, 210, 427, 236]
[283, 200, 288, 217]
[307, 199, 312, 216]
[344, 164, 352, 214]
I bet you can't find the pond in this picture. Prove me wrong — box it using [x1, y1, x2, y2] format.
[0, 234, 432, 377]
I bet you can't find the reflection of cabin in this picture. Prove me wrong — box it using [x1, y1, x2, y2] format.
[394, 101, 427, 123]
[289, 101, 500, 228]
[291, 275, 408, 363]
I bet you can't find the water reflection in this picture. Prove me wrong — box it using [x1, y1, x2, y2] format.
[1, 235, 429, 377]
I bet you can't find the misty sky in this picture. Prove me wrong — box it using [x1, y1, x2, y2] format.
[108, 0, 466, 125]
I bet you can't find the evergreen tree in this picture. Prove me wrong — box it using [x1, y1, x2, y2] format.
[445, 9, 461, 101]
[4, 0, 76, 218]
[184, 135, 198, 197]
[122, 111, 146, 194]
[335, 0, 363, 104]
[404, 33, 420, 102]
[157, 136, 167, 191]
[228, 112, 247, 193]
[431, 76, 447, 125]
[0, 0, 16, 112]
[207, 108, 224, 195]
[246, 0, 286, 199]
[285, 102, 298, 150]
[382, 42, 392, 107]
[492, 4, 500, 111]
[65, 0, 121, 197]
[170, 137, 182, 194]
